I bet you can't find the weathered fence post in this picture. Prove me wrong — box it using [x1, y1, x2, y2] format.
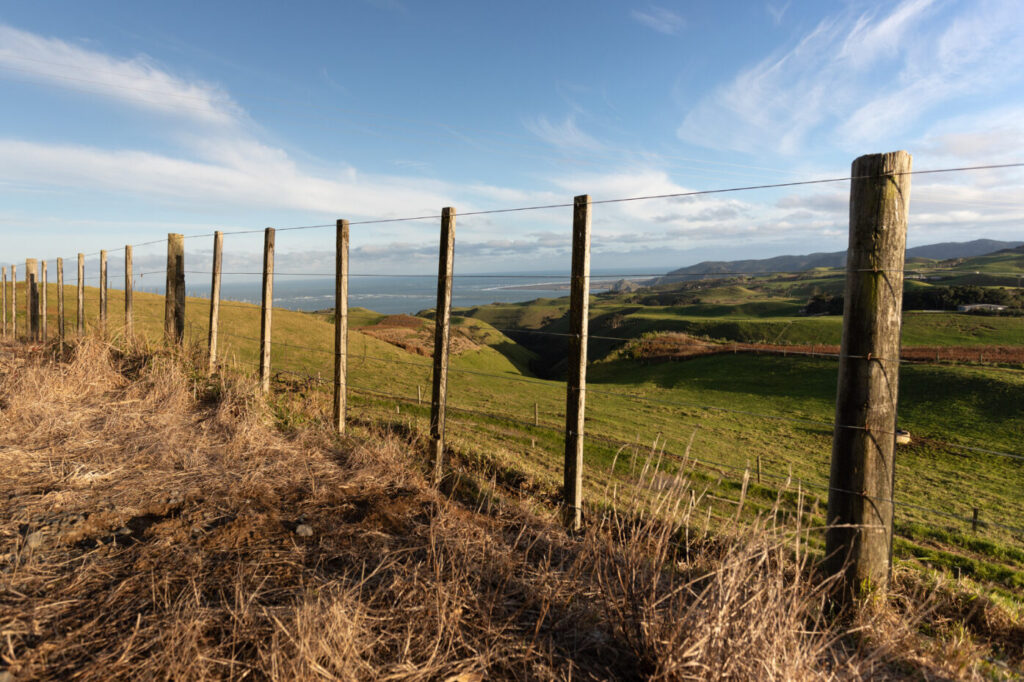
[26, 259, 39, 341]
[56, 258, 64, 342]
[534, 402, 539, 427]
[124, 246, 133, 336]
[826, 151, 912, 601]
[76, 254, 84, 334]
[207, 231, 223, 372]
[11, 264, 16, 338]
[259, 227, 275, 393]
[333, 220, 349, 433]
[563, 194, 591, 532]
[1, 267, 6, 337]
[40, 260, 47, 341]
[164, 234, 185, 344]
[430, 207, 456, 484]
[99, 250, 108, 326]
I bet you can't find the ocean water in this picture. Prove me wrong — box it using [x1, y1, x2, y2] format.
[144, 269, 662, 315]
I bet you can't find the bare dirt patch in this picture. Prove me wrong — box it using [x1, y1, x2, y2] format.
[362, 314, 481, 357]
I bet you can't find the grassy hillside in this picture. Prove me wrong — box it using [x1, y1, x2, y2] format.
[6, 336, 1022, 677]
[8, 280, 1024, 596]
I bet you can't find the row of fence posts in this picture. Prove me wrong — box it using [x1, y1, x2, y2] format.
[1, 249, 134, 342]
[0, 150, 911, 602]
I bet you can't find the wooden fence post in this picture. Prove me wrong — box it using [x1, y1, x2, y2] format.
[259, 227, 275, 393]
[57, 258, 64, 342]
[11, 264, 16, 338]
[207, 231, 223, 372]
[333, 220, 349, 433]
[40, 260, 47, 341]
[1, 267, 6, 337]
[164, 234, 185, 344]
[77, 254, 84, 334]
[125, 246, 133, 336]
[563, 194, 591, 532]
[26, 259, 39, 341]
[99, 250, 107, 326]
[430, 207, 456, 484]
[826, 151, 912, 601]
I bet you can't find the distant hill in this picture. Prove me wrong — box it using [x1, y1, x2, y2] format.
[654, 239, 1023, 283]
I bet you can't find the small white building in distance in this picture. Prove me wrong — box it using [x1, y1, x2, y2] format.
[957, 304, 1007, 312]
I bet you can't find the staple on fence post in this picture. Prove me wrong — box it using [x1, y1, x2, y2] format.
[99, 250, 107, 327]
[826, 150, 912, 603]
[164, 234, 185, 344]
[430, 207, 456, 484]
[259, 227, 275, 393]
[125, 246, 133, 337]
[56, 258, 64, 342]
[26, 259, 39, 341]
[208, 231, 223, 372]
[333, 220, 349, 433]
[77, 253, 84, 334]
[563, 194, 591, 533]
[40, 260, 47, 341]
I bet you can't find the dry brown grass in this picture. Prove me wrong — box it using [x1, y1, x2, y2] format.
[0, 335, 1018, 679]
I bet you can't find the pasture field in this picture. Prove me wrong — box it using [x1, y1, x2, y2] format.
[12, 279, 1023, 598]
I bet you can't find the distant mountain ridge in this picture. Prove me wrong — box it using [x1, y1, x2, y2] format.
[655, 239, 1023, 283]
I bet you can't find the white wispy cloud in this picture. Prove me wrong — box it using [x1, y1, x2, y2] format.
[524, 114, 605, 151]
[0, 23, 240, 126]
[630, 6, 685, 35]
[678, 0, 1024, 156]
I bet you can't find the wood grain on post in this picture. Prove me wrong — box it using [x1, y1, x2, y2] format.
[333, 220, 349, 432]
[26, 259, 38, 341]
[40, 260, 47, 341]
[429, 207, 456, 484]
[563, 194, 591, 532]
[207, 231, 223, 372]
[77, 254, 84, 334]
[258, 228, 275, 393]
[99, 250, 107, 326]
[125, 246, 133, 336]
[56, 258, 64, 342]
[164, 234, 185, 344]
[826, 151, 912, 600]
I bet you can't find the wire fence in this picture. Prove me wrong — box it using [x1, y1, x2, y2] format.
[2, 159, 1023, 588]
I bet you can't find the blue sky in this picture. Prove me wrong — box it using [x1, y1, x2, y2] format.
[0, 0, 1022, 276]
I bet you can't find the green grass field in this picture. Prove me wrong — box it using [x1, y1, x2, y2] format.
[8, 278, 1024, 597]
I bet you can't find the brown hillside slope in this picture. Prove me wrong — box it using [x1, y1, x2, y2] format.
[0, 337, 1017, 679]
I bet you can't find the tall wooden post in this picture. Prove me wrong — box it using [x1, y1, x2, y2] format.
[1, 267, 6, 337]
[124, 246, 133, 336]
[826, 151, 912, 600]
[429, 207, 456, 484]
[333, 220, 349, 433]
[40, 260, 47, 341]
[99, 250, 107, 326]
[76, 254, 84, 334]
[11, 264, 16, 338]
[164, 234, 185, 344]
[563, 195, 591, 532]
[259, 228, 275, 393]
[56, 258, 64, 342]
[207, 231, 223, 372]
[26, 258, 39, 341]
